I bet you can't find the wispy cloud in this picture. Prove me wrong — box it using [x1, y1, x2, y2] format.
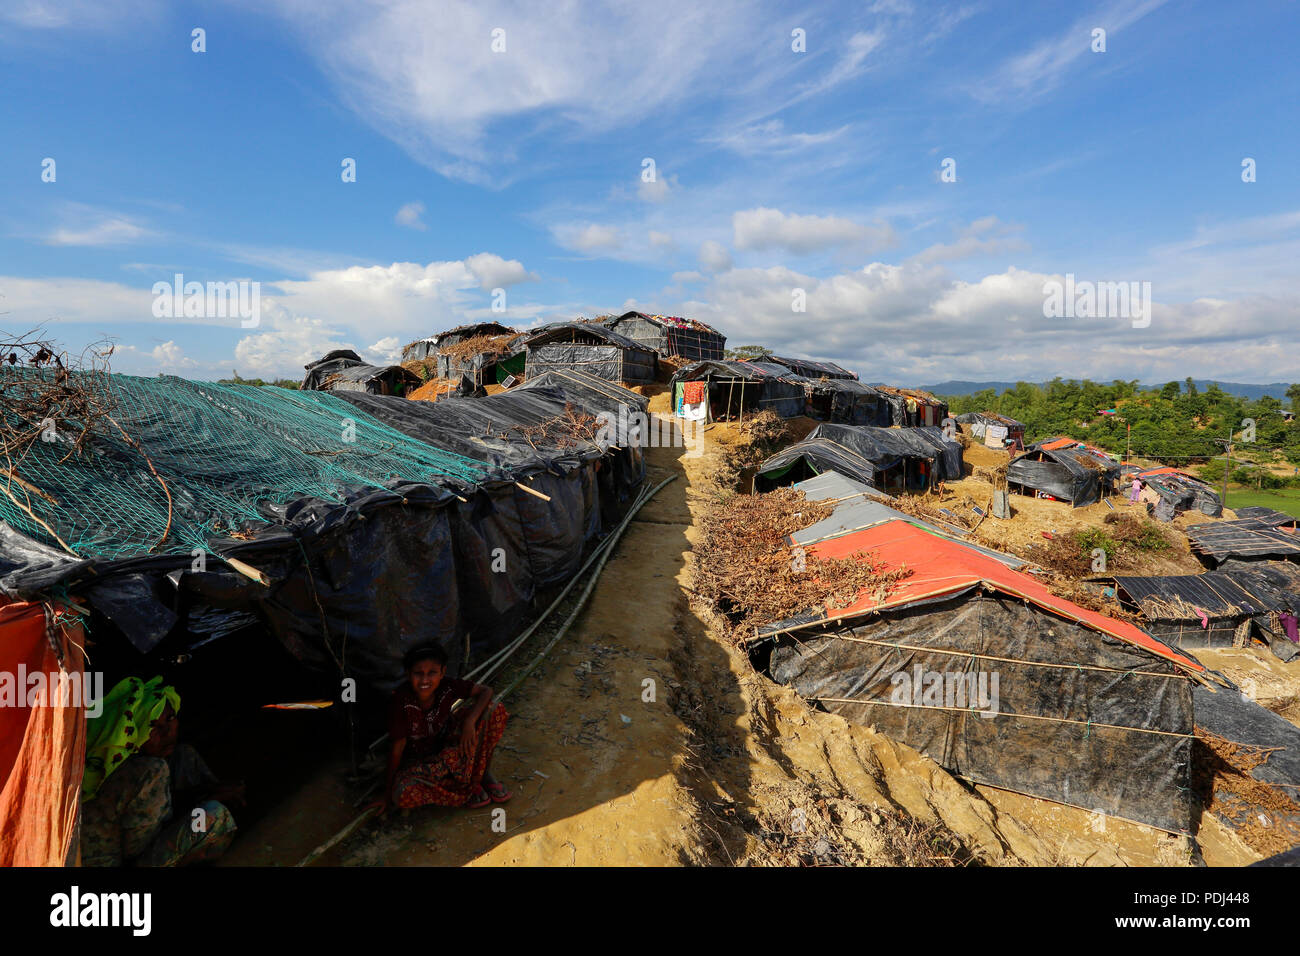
[44, 206, 151, 247]
[974, 0, 1168, 104]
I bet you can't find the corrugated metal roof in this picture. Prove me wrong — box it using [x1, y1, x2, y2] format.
[789, 471, 1026, 568]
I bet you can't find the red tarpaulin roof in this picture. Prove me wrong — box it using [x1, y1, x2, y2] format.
[797, 520, 1205, 673]
[1137, 466, 1194, 479]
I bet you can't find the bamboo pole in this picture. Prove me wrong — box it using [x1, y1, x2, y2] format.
[515, 481, 552, 502]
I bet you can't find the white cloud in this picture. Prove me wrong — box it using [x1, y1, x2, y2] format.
[671, 271, 705, 284]
[368, 335, 402, 364]
[233, 304, 354, 377]
[395, 201, 427, 230]
[0, 251, 539, 378]
[910, 216, 1028, 263]
[733, 207, 896, 254]
[554, 223, 621, 253]
[637, 173, 677, 203]
[698, 240, 733, 273]
[648, 231, 676, 250]
[464, 252, 538, 290]
[149, 340, 197, 371]
[664, 260, 1300, 385]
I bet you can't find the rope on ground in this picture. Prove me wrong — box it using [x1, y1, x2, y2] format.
[295, 805, 380, 867]
[495, 473, 678, 703]
[809, 696, 1195, 738]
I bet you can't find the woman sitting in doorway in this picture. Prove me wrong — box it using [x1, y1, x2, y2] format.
[373, 644, 511, 813]
[80, 676, 244, 867]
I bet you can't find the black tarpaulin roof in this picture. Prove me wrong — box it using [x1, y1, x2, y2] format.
[769, 355, 858, 380]
[756, 424, 963, 487]
[955, 411, 1025, 429]
[671, 359, 806, 382]
[300, 349, 419, 392]
[1112, 571, 1287, 619]
[521, 322, 655, 353]
[1184, 519, 1300, 562]
[1233, 506, 1299, 528]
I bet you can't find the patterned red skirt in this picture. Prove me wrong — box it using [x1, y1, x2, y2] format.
[393, 703, 508, 809]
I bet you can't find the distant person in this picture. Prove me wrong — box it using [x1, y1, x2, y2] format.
[80, 676, 242, 867]
[1128, 476, 1143, 506]
[372, 644, 511, 813]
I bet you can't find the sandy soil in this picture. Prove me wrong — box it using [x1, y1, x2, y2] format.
[224, 401, 1287, 867]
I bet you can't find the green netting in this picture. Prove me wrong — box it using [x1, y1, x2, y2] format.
[495, 352, 526, 383]
[0, 373, 495, 560]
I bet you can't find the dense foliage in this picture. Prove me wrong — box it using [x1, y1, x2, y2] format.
[217, 371, 300, 389]
[940, 378, 1300, 470]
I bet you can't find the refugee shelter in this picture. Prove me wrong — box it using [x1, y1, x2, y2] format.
[401, 321, 516, 363]
[754, 424, 962, 494]
[1111, 571, 1287, 650]
[1184, 517, 1300, 567]
[954, 411, 1026, 449]
[749, 519, 1215, 833]
[1127, 467, 1223, 521]
[599, 311, 726, 361]
[0, 370, 647, 695]
[1007, 437, 1120, 506]
[300, 349, 420, 396]
[433, 331, 525, 390]
[769, 355, 858, 381]
[0, 599, 86, 865]
[1232, 506, 1299, 531]
[802, 379, 891, 426]
[786, 471, 1026, 568]
[522, 322, 658, 384]
[668, 360, 807, 422]
[873, 386, 949, 427]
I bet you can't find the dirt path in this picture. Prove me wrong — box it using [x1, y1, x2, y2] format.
[227, 401, 1260, 866]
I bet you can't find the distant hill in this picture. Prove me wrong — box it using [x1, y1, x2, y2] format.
[922, 380, 1295, 401]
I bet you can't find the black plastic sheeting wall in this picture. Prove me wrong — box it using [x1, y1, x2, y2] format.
[761, 591, 1196, 833]
[526, 343, 657, 383]
[806, 381, 892, 426]
[3, 374, 650, 693]
[756, 424, 963, 491]
[1009, 458, 1108, 505]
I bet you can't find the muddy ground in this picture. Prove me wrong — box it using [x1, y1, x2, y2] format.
[224, 399, 1291, 867]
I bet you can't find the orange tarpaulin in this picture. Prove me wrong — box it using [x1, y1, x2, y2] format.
[0, 601, 87, 867]
[800, 520, 1206, 675]
[1137, 466, 1189, 478]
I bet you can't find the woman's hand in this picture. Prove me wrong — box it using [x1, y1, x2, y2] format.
[458, 722, 479, 761]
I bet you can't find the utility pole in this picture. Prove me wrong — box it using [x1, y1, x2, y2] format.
[1217, 430, 1234, 508]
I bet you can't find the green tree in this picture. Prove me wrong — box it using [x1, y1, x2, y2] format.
[724, 344, 772, 361]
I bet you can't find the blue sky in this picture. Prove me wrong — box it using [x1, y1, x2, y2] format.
[2, 0, 1298, 385]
